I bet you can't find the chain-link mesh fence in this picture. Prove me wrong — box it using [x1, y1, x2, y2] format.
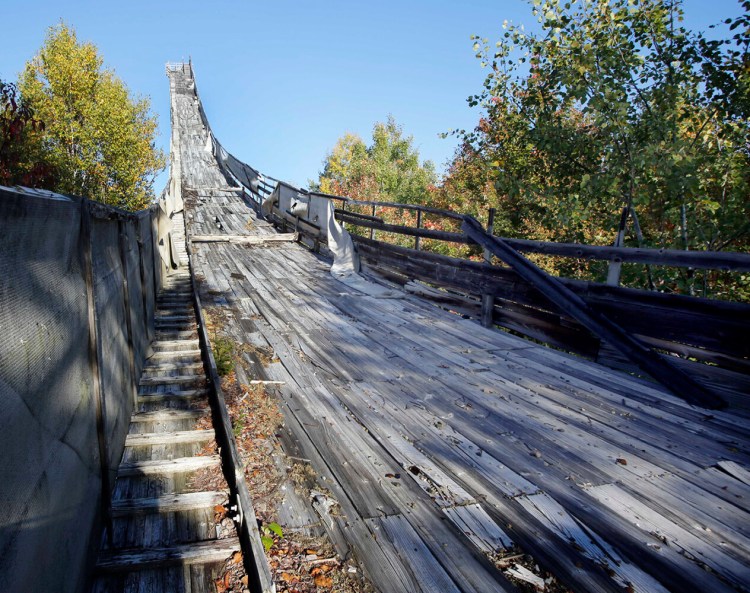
[0, 186, 177, 593]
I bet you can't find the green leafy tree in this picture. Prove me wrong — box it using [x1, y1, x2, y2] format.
[442, 0, 749, 297]
[314, 116, 438, 247]
[19, 23, 165, 210]
[314, 115, 437, 204]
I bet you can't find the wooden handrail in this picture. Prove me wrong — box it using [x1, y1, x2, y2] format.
[329, 200, 750, 272]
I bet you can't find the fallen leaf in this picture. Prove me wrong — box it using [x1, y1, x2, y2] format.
[616, 458, 628, 466]
[241, 575, 249, 587]
[313, 574, 333, 588]
[232, 551, 243, 564]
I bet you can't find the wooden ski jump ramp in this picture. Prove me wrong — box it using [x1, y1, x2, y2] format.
[166, 61, 750, 593]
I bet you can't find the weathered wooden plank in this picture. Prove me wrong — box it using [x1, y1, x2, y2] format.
[124, 429, 215, 447]
[139, 374, 206, 387]
[117, 455, 221, 477]
[374, 514, 464, 593]
[191, 232, 298, 244]
[442, 504, 513, 553]
[717, 460, 750, 486]
[112, 491, 226, 516]
[129, 409, 209, 423]
[584, 483, 750, 590]
[95, 537, 240, 572]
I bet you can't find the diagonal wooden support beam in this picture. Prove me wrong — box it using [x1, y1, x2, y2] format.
[461, 216, 726, 410]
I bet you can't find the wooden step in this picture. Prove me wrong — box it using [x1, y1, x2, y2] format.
[155, 309, 194, 317]
[155, 301, 193, 309]
[111, 491, 226, 517]
[147, 348, 202, 359]
[95, 537, 240, 572]
[130, 409, 209, 423]
[117, 455, 221, 477]
[155, 330, 198, 340]
[125, 429, 215, 447]
[155, 312, 195, 319]
[151, 339, 200, 352]
[139, 374, 206, 387]
[137, 388, 209, 401]
[142, 361, 204, 374]
[157, 294, 193, 301]
[155, 319, 197, 328]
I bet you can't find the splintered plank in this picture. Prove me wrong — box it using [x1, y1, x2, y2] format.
[117, 455, 221, 477]
[516, 492, 670, 593]
[112, 491, 226, 516]
[717, 460, 750, 486]
[124, 429, 215, 447]
[584, 483, 748, 591]
[95, 537, 240, 572]
[442, 504, 513, 553]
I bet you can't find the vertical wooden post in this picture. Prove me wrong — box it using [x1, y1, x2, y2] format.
[370, 204, 376, 240]
[415, 209, 422, 250]
[340, 200, 347, 230]
[483, 208, 496, 263]
[80, 199, 114, 543]
[480, 208, 497, 328]
[118, 220, 139, 410]
[606, 206, 629, 286]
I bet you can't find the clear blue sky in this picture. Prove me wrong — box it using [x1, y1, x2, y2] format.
[1, 0, 745, 191]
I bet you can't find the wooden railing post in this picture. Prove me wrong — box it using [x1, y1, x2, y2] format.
[606, 206, 629, 286]
[480, 208, 497, 328]
[370, 204, 376, 240]
[415, 210, 422, 250]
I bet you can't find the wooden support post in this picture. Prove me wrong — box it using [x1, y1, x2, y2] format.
[118, 220, 139, 410]
[415, 210, 422, 250]
[80, 199, 114, 543]
[370, 204, 376, 241]
[483, 208, 496, 263]
[480, 208, 497, 328]
[606, 206, 629, 286]
[462, 215, 726, 409]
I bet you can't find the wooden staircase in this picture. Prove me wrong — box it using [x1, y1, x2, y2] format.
[91, 235, 239, 591]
